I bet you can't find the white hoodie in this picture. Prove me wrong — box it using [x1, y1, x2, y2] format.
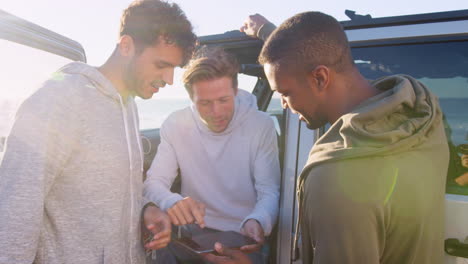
[144, 90, 280, 234]
[0, 62, 145, 264]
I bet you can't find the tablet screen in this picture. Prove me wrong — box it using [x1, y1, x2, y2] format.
[174, 230, 257, 254]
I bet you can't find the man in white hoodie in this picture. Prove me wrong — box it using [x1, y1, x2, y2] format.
[0, 1, 196, 263]
[144, 47, 280, 263]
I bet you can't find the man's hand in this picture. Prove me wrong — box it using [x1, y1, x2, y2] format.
[203, 242, 252, 264]
[240, 219, 265, 252]
[167, 197, 206, 228]
[240, 14, 271, 38]
[142, 204, 172, 250]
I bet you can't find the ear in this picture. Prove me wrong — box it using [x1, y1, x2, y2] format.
[118, 35, 136, 58]
[307, 65, 330, 93]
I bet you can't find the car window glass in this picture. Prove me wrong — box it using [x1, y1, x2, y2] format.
[351, 40, 468, 195]
[136, 97, 191, 130]
[239, 74, 257, 94]
[135, 67, 190, 130]
[0, 40, 72, 149]
[267, 93, 283, 136]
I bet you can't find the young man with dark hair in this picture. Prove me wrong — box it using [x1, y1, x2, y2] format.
[208, 11, 449, 264]
[0, 1, 196, 263]
[144, 46, 280, 263]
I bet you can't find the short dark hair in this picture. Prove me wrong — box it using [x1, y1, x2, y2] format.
[182, 46, 239, 98]
[259, 11, 354, 72]
[120, 0, 196, 65]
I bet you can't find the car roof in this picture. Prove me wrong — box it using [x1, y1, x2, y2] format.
[341, 9, 468, 30]
[198, 9, 468, 78]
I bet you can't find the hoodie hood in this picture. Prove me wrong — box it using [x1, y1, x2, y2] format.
[191, 89, 258, 136]
[304, 74, 443, 168]
[59, 61, 142, 168]
[59, 61, 121, 102]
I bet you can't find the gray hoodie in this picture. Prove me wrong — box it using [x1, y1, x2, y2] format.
[295, 75, 449, 263]
[0, 62, 145, 264]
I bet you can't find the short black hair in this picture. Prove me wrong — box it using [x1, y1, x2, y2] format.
[259, 11, 354, 72]
[120, 0, 197, 65]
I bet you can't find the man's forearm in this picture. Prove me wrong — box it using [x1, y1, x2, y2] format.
[143, 177, 184, 211]
[257, 22, 277, 41]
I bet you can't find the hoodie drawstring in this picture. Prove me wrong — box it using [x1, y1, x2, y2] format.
[130, 102, 144, 172]
[292, 179, 304, 261]
[118, 94, 137, 264]
[118, 95, 134, 172]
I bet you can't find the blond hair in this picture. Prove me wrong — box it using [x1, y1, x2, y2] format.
[182, 46, 239, 97]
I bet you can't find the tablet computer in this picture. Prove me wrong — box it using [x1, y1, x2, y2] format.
[174, 230, 257, 254]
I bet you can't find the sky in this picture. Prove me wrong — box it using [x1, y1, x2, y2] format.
[2, 0, 468, 99]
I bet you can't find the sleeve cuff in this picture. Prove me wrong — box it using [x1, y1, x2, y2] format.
[159, 193, 184, 211]
[240, 210, 273, 236]
[257, 22, 277, 42]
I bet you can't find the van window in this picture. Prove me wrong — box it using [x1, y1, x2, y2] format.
[351, 40, 468, 195]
